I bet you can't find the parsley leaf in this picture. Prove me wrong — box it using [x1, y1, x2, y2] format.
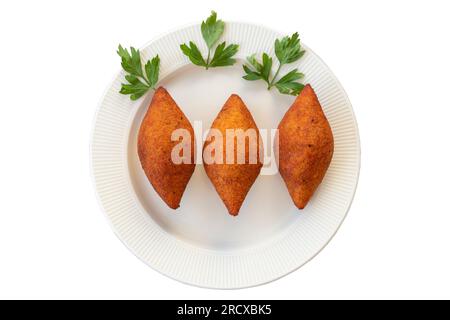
[180, 42, 207, 67]
[117, 45, 160, 100]
[261, 53, 272, 82]
[246, 54, 263, 72]
[180, 11, 239, 69]
[275, 32, 305, 64]
[242, 33, 306, 96]
[275, 81, 304, 96]
[145, 55, 160, 87]
[242, 65, 261, 81]
[209, 42, 239, 67]
[201, 11, 224, 49]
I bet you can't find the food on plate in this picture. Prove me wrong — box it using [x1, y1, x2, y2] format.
[138, 87, 195, 209]
[277, 84, 334, 209]
[203, 94, 263, 216]
[242, 32, 305, 96]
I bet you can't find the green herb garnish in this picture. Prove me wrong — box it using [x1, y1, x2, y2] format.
[117, 45, 160, 100]
[242, 32, 305, 96]
[180, 11, 239, 69]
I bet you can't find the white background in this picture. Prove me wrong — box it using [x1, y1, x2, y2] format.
[0, 0, 449, 300]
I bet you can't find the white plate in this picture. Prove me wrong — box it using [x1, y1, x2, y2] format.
[91, 22, 360, 289]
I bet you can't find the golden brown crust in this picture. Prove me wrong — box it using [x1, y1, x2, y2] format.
[137, 87, 195, 209]
[203, 94, 263, 216]
[277, 84, 334, 209]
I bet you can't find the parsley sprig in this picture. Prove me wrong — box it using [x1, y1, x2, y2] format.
[180, 11, 239, 69]
[242, 33, 306, 96]
[117, 45, 160, 100]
